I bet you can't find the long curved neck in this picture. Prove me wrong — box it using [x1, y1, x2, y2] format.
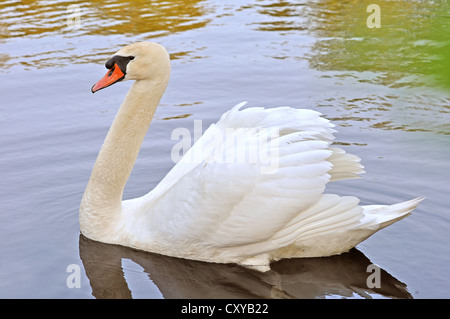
[80, 76, 168, 240]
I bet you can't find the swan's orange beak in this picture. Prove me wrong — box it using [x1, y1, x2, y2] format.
[91, 63, 125, 93]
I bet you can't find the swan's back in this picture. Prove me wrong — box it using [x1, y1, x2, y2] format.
[120, 103, 422, 269]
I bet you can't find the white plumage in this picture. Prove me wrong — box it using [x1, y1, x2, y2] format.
[80, 42, 423, 271]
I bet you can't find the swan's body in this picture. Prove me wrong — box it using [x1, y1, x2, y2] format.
[80, 42, 423, 271]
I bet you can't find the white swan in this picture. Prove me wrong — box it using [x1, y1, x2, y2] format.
[80, 42, 423, 271]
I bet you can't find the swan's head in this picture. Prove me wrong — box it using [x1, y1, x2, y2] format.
[91, 42, 170, 93]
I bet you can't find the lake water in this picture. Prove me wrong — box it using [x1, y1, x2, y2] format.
[1, 0, 449, 299]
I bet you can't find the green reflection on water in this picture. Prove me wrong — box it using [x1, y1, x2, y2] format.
[254, 0, 449, 90]
[309, 0, 450, 90]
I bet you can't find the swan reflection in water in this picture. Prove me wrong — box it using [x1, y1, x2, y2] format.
[79, 234, 412, 299]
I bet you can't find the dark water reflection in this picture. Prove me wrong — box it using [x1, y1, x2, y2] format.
[79, 235, 411, 299]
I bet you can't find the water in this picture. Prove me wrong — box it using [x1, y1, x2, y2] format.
[0, 0, 449, 299]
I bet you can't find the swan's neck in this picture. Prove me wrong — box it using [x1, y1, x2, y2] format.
[80, 77, 168, 240]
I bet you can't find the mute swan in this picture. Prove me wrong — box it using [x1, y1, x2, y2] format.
[80, 42, 423, 271]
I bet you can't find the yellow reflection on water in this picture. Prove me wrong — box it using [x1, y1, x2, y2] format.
[0, 0, 212, 69]
[0, 0, 209, 38]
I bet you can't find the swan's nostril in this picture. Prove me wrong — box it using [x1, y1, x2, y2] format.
[107, 66, 115, 77]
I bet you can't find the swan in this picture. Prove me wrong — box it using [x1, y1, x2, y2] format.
[80, 41, 423, 271]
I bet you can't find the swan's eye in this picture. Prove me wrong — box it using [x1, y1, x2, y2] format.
[128, 56, 135, 60]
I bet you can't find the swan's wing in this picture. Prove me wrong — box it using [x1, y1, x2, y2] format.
[145, 102, 336, 201]
[128, 103, 362, 252]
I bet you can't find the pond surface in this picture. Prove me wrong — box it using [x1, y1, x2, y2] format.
[0, 0, 449, 298]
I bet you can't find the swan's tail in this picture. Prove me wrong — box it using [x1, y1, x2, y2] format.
[264, 195, 425, 260]
[361, 196, 425, 230]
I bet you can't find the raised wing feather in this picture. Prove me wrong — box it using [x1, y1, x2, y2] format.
[125, 103, 362, 255]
